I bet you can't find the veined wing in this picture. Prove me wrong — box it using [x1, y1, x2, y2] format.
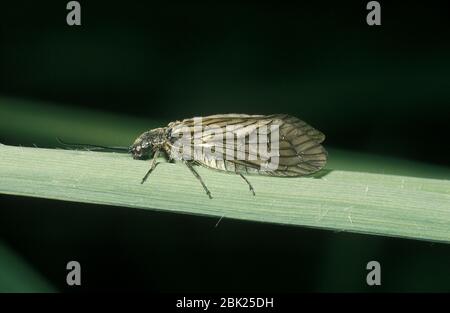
[167, 114, 327, 176]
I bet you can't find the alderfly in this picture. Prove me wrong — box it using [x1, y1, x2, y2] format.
[59, 114, 327, 198]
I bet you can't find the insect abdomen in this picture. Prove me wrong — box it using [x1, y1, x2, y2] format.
[167, 114, 327, 177]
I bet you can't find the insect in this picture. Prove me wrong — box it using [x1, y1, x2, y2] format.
[59, 114, 327, 198]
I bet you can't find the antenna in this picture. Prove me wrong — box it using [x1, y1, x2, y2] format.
[56, 137, 130, 153]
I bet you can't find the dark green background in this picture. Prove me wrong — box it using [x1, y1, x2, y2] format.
[0, 0, 449, 292]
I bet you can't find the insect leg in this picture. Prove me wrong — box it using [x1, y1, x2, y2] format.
[141, 149, 160, 184]
[184, 161, 213, 199]
[238, 173, 256, 196]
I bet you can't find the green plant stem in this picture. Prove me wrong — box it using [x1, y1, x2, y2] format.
[0, 144, 449, 243]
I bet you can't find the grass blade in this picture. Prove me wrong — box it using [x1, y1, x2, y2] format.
[1, 144, 449, 243]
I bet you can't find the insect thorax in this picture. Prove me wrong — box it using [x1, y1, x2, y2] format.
[131, 127, 168, 159]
